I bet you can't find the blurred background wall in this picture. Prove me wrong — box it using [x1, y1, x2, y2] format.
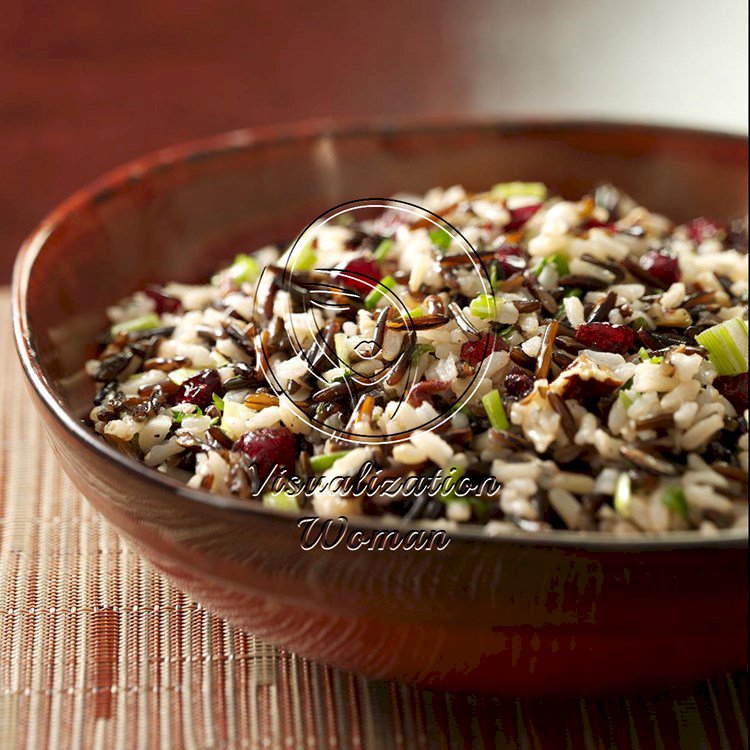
[1, 0, 747, 281]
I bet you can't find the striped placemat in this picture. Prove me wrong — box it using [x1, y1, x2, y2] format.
[0, 289, 747, 750]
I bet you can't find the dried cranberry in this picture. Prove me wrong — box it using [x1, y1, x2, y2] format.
[175, 369, 224, 408]
[575, 323, 635, 354]
[640, 250, 680, 287]
[461, 332, 506, 367]
[505, 203, 542, 232]
[407, 380, 451, 407]
[144, 285, 181, 314]
[504, 368, 534, 398]
[233, 427, 296, 480]
[686, 217, 725, 244]
[495, 243, 526, 277]
[714, 372, 748, 413]
[333, 256, 381, 294]
[580, 218, 615, 232]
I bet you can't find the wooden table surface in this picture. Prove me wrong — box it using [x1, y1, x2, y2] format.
[0, 0, 471, 283]
[3, 0, 745, 285]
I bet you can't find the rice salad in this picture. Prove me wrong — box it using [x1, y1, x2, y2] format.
[86, 183, 749, 534]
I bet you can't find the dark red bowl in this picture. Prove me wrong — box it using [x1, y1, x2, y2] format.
[12, 119, 749, 695]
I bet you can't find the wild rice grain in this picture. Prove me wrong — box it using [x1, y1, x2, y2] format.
[535, 320, 559, 380]
[548, 392, 577, 441]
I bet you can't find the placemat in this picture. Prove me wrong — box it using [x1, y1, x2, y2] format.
[0, 288, 747, 750]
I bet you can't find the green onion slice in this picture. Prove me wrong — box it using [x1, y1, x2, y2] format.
[482, 389, 510, 431]
[491, 182, 547, 201]
[309, 450, 351, 473]
[429, 228, 452, 253]
[489, 263, 498, 292]
[411, 343, 435, 363]
[263, 490, 299, 512]
[364, 275, 396, 310]
[290, 243, 317, 272]
[613, 472, 632, 517]
[227, 253, 260, 284]
[111, 313, 161, 336]
[661, 485, 688, 519]
[695, 316, 748, 376]
[469, 294, 498, 320]
[638, 348, 663, 364]
[438, 465, 464, 502]
[373, 238, 394, 261]
[534, 253, 569, 277]
[172, 406, 203, 424]
[334, 332, 350, 371]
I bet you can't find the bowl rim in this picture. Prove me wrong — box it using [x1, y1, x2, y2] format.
[11, 115, 749, 551]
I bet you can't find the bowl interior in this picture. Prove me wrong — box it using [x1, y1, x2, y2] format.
[15, 119, 749, 443]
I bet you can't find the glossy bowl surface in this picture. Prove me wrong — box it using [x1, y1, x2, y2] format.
[12, 118, 749, 694]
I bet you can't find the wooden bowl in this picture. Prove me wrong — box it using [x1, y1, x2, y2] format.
[12, 119, 748, 694]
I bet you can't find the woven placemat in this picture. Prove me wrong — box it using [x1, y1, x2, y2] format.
[0, 289, 747, 750]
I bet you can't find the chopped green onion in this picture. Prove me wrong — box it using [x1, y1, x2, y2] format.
[111, 313, 162, 336]
[482, 389, 510, 431]
[469, 294, 498, 320]
[638, 348, 663, 364]
[211, 393, 225, 411]
[172, 406, 203, 424]
[409, 307, 424, 318]
[618, 391, 634, 409]
[491, 182, 547, 201]
[564, 288, 583, 298]
[290, 243, 317, 272]
[532, 257, 548, 276]
[534, 253, 569, 277]
[613, 472, 632, 517]
[309, 450, 351, 473]
[227, 253, 260, 284]
[334, 332, 350, 371]
[495, 323, 516, 339]
[373, 238, 394, 261]
[263, 490, 299, 512]
[635, 316, 653, 330]
[429, 228, 452, 253]
[322, 367, 347, 383]
[438, 465, 464, 503]
[364, 275, 396, 310]
[661, 485, 688, 519]
[488, 263, 498, 292]
[695, 316, 748, 376]
[411, 342, 435, 363]
[168, 367, 200, 385]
